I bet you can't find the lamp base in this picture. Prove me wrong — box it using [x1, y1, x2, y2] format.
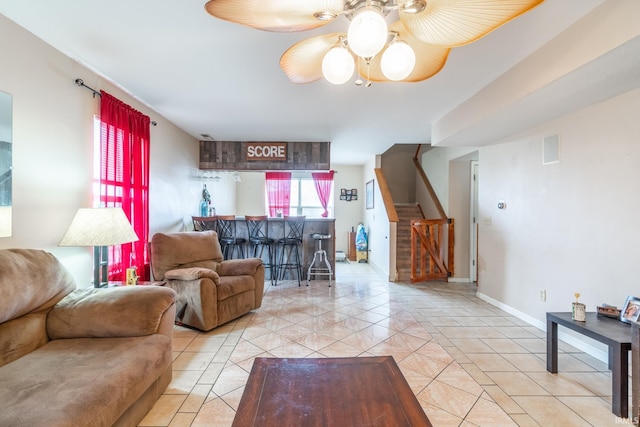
[93, 245, 108, 288]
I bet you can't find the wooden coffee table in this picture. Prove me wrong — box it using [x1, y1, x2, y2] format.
[232, 356, 432, 427]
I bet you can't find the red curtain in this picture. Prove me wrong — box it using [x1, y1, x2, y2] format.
[265, 172, 291, 217]
[100, 91, 150, 281]
[311, 171, 334, 217]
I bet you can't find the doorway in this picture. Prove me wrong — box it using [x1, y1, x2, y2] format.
[470, 161, 479, 283]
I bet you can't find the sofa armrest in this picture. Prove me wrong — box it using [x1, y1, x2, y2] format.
[47, 286, 176, 340]
[217, 258, 263, 277]
[165, 267, 219, 283]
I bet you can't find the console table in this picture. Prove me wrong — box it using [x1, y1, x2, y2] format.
[632, 323, 640, 423]
[546, 312, 632, 417]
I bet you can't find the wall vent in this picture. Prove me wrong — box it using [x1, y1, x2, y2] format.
[543, 134, 559, 165]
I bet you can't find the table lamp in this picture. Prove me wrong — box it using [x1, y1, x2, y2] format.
[59, 207, 139, 288]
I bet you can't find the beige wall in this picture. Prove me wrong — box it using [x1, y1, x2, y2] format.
[449, 160, 472, 279]
[0, 15, 199, 286]
[477, 87, 640, 358]
[380, 145, 417, 204]
[333, 165, 364, 254]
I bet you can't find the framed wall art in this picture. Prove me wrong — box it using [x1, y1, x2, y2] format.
[366, 180, 374, 209]
[340, 188, 358, 201]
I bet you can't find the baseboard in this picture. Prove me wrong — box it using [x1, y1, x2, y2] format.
[366, 260, 387, 278]
[448, 277, 473, 283]
[476, 291, 609, 364]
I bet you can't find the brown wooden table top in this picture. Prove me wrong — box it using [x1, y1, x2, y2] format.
[232, 356, 432, 427]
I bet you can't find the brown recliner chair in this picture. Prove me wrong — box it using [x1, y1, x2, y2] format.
[150, 230, 264, 331]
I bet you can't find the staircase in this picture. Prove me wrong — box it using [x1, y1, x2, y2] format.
[395, 203, 423, 282]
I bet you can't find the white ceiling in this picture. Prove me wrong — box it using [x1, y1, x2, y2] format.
[0, 0, 628, 165]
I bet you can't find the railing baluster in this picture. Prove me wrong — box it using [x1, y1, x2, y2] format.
[410, 219, 451, 282]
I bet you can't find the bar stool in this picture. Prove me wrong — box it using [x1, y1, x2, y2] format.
[245, 215, 275, 286]
[192, 215, 217, 233]
[307, 233, 333, 287]
[275, 216, 305, 286]
[217, 215, 246, 260]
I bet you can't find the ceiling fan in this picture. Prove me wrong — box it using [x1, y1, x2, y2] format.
[204, 0, 544, 86]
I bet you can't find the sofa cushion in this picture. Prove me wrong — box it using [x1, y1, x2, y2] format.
[47, 286, 177, 339]
[0, 249, 76, 324]
[165, 267, 220, 282]
[0, 313, 48, 368]
[0, 335, 171, 427]
[150, 231, 223, 280]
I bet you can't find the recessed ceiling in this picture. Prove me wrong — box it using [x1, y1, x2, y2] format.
[0, 0, 617, 164]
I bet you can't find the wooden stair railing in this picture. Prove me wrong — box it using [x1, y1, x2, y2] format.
[411, 145, 454, 281]
[374, 168, 398, 223]
[375, 146, 455, 282]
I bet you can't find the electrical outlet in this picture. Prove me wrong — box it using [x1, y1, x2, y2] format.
[540, 290, 546, 302]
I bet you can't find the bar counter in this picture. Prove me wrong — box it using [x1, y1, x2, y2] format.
[228, 217, 336, 281]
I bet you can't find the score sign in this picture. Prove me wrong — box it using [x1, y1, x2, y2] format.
[246, 142, 287, 161]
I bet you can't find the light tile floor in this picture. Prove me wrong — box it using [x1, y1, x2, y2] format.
[140, 262, 632, 427]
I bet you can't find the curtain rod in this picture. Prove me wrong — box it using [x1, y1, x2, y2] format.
[75, 78, 157, 126]
[75, 78, 101, 97]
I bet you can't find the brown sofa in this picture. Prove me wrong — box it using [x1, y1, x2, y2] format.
[150, 230, 264, 331]
[0, 249, 176, 427]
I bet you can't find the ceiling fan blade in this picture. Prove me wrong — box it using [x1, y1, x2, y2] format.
[364, 21, 450, 83]
[205, 0, 343, 32]
[280, 33, 347, 84]
[399, 0, 544, 47]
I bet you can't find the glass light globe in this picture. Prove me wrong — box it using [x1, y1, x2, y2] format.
[322, 47, 355, 85]
[381, 41, 416, 81]
[347, 9, 388, 58]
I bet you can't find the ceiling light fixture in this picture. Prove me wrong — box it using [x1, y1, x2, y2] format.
[322, 44, 355, 85]
[205, 0, 544, 86]
[347, 7, 389, 59]
[381, 37, 415, 81]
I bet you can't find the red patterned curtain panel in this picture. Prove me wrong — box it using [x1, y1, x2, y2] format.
[311, 170, 334, 217]
[99, 91, 150, 281]
[265, 172, 291, 217]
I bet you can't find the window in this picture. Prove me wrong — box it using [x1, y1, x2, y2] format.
[95, 91, 151, 281]
[289, 174, 334, 217]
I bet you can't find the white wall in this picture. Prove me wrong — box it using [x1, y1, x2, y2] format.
[449, 160, 472, 279]
[477, 87, 640, 341]
[362, 156, 391, 278]
[421, 147, 478, 280]
[333, 165, 363, 254]
[234, 172, 264, 217]
[0, 15, 199, 286]
[422, 146, 478, 215]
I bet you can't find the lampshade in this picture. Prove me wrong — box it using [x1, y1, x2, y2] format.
[59, 207, 139, 247]
[347, 9, 388, 59]
[322, 46, 355, 85]
[381, 41, 416, 81]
